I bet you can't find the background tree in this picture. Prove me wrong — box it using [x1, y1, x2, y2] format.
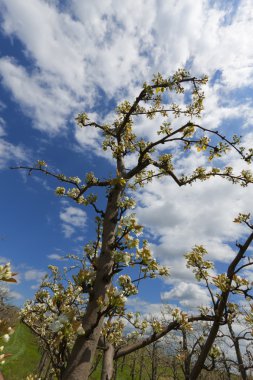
[13, 69, 253, 380]
[0, 263, 17, 371]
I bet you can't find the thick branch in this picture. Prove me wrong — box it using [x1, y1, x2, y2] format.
[115, 314, 215, 359]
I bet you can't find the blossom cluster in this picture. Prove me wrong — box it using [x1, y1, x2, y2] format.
[185, 245, 213, 281]
[0, 263, 16, 365]
[0, 263, 16, 282]
[209, 344, 222, 359]
[102, 319, 125, 344]
[172, 308, 193, 331]
[21, 265, 85, 374]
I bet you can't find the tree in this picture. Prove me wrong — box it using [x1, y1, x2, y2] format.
[0, 262, 17, 371]
[13, 69, 253, 380]
[215, 304, 253, 379]
[21, 217, 253, 379]
[187, 215, 253, 379]
[21, 223, 170, 378]
[106, 217, 253, 379]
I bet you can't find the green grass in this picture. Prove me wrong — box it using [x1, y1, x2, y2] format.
[89, 355, 177, 380]
[1, 323, 41, 380]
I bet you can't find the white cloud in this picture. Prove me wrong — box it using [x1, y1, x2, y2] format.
[59, 205, 87, 238]
[0, 256, 8, 264]
[161, 282, 210, 308]
[126, 297, 165, 319]
[0, 58, 79, 134]
[0, 117, 28, 169]
[0, 117, 6, 136]
[0, 0, 252, 143]
[60, 206, 87, 227]
[0, 116, 28, 169]
[9, 290, 24, 300]
[1, 0, 253, 311]
[24, 269, 47, 281]
[23, 269, 47, 290]
[0, 137, 28, 169]
[47, 253, 64, 261]
[62, 224, 75, 239]
[133, 168, 253, 299]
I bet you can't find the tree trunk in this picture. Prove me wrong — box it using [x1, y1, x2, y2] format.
[120, 355, 126, 373]
[182, 330, 190, 380]
[138, 351, 144, 380]
[221, 352, 232, 380]
[131, 355, 136, 380]
[151, 343, 157, 380]
[62, 185, 124, 380]
[189, 299, 226, 380]
[101, 343, 115, 380]
[228, 322, 248, 380]
[43, 355, 52, 379]
[113, 359, 118, 380]
[171, 356, 179, 380]
[37, 350, 48, 377]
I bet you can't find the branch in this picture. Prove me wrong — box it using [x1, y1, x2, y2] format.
[10, 165, 111, 198]
[114, 314, 215, 359]
[234, 260, 253, 274]
[117, 76, 198, 138]
[11, 165, 82, 187]
[189, 230, 253, 380]
[120, 108, 200, 117]
[194, 124, 247, 160]
[90, 202, 105, 217]
[136, 122, 190, 166]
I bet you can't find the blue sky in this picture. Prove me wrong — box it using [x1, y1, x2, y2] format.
[0, 0, 253, 314]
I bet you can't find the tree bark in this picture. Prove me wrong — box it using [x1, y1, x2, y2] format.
[115, 315, 214, 360]
[62, 185, 124, 380]
[182, 330, 190, 380]
[37, 350, 48, 377]
[151, 343, 157, 380]
[138, 351, 144, 380]
[120, 355, 126, 373]
[131, 354, 136, 380]
[221, 352, 232, 380]
[101, 343, 115, 380]
[113, 359, 118, 380]
[228, 322, 248, 380]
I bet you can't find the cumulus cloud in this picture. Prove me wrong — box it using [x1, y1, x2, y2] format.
[161, 282, 210, 308]
[23, 268, 47, 289]
[1, 0, 253, 310]
[0, 58, 79, 134]
[24, 269, 47, 281]
[0, 138, 28, 169]
[59, 205, 87, 238]
[9, 290, 24, 300]
[0, 0, 252, 142]
[134, 167, 253, 302]
[0, 117, 28, 169]
[136, 176, 251, 257]
[47, 253, 64, 261]
[126, 297, 165, 319]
